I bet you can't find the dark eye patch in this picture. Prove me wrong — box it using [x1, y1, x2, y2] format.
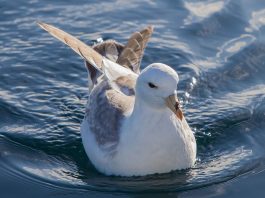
[148, 82, 158, 88]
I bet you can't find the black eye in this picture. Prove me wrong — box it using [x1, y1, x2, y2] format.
[148, 82, 157, 88]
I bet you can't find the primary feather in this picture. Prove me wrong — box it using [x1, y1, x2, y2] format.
[37, 22, 104, 70]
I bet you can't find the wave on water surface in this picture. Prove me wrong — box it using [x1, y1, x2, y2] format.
[0, 0, 265, 194]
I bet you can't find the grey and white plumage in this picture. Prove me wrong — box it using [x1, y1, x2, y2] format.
[38, 22, 196, 176]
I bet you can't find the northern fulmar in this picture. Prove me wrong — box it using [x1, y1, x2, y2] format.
[38, 22, 196, 176]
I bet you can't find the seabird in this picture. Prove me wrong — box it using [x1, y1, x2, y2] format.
[38, 22, 196, 176]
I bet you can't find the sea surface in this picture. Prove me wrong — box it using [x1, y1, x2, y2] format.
[1, 0, 265, 197]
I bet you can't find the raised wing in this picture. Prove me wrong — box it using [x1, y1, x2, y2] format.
[93, 40, 124, 63]
[117, 26, 154, 73]
[37, 21, 104, 70]
[37, 22, 138, 95]
[85, 40, 124, 86]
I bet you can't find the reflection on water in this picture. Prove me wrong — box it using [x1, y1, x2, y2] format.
[184, 0, 226, 25]
[0, 0, 265, 196]
[246, 8, 265, 32]
[217, 34, 256, 61]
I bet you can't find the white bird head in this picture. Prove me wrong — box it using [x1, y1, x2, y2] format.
[136, 63, 183, 120]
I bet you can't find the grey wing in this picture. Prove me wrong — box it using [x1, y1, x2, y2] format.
[86, 26, 154, 86]
[38, 22, 104, 70]
[38, 22, 136, 149]
[86, 41, 137, 96]
[85, 80, 134, 148]
[38, 22, 150, 92]
[117, 26, 154, 73]
[93, 40, 124, 62]
[85, 40, 125, 86]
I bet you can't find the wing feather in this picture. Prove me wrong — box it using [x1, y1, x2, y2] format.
[117, 26, 154, 73]
[38, 22, 139, 95]
[37, 21, 104, 70]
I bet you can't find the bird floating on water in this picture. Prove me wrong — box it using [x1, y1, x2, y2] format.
[38, 22, 196, 176]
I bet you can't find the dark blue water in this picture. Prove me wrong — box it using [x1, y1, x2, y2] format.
[1, 0, 265, 197]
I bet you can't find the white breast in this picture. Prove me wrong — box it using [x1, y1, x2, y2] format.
[81, 103, 196, 176]
[106, 110, 196, 176]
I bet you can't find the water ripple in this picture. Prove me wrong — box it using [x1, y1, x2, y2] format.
[0, 0, 265, 195]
